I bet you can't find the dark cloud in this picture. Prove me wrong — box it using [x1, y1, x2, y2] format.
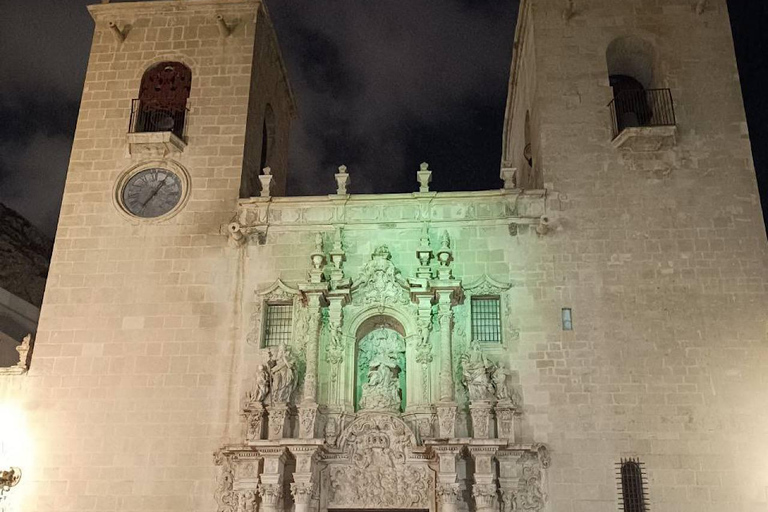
[0, 0, 766, 238]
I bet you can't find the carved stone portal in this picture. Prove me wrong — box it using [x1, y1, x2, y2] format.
[326, 413, 432, 509]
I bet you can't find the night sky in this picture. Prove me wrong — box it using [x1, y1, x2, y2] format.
[0, 1, 766, 239]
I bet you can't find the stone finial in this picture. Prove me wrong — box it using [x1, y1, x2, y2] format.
[309, 232, 326, 284]
[329, 226, 350, 288]
[417, 162, 432, 193]
[335, 165, 350, 195]
[501, 166, 517, 190]
[436, 231, 453, 280]
[259, 167, 273, 198]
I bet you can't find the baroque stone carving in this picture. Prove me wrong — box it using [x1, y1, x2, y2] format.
[326, 316, 345, 365]
[354, 245, 410, 306]
[290, 482, 315, 505]
[246, 279, 300, 346]
[328, 413, 430, 509]
[268, 344, 298, 404]
[461, 340, 496, 401]
[258, 482, 284, 506]
[461, 340, 513, 402]
[515, 450, 548, 511]
[473, 483, 499, 509]
[298, 406, 318, 438]
[464, 274, 512, 297]
[437, 405, 457, 438]
[436, 482, 464, 505]
[358, 328, 405, 412]
[213, 452, 238, 512]
[236, 490, 257, 512]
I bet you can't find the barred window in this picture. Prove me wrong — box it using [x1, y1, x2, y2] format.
[471, 296, 502, 344]
[618, 458, 648, 512]
[263, 303, 293, 348]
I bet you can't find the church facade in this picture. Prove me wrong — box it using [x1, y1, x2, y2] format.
[1, 1, 767, 512]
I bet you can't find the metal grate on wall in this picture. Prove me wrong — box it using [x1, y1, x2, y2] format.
[471, 296, 502, 344]
[617, 458, 649, 512]
[263, 303, 293, 348]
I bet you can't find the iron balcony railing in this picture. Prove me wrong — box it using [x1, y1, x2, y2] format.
[128, 99, 189, 140]
[608, 88, 676, 140]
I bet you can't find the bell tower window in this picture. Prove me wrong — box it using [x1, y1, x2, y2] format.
[129, 61, 191, 140]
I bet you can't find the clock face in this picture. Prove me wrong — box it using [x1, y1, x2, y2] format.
[122, 168, 183, 218]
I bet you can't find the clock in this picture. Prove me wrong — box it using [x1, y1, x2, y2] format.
[121, 167, 183, 218]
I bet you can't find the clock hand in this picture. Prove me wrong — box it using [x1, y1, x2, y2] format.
[139, 180, 167, 212]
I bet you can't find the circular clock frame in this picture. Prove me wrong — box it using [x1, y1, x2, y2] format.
[113, 160, 191, 222]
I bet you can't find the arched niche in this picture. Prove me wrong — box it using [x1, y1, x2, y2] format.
[606, 35, 656, 89]
[335, 304, 423, 413]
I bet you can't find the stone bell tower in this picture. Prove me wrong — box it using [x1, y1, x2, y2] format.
[500, 1, 768, 512]
[9, 1, 296, 510]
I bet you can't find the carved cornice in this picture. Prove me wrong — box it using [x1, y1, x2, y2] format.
[464, 274, 513, 296]
[236, 190, 546, 233]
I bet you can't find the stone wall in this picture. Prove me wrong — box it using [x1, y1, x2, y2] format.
[0, 1, 290, 511]
[504, 0, 768, 511]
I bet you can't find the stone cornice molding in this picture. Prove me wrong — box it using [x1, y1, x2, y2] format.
[236, 189, 546, 232]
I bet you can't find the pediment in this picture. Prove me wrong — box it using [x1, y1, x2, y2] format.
[463, 274, 512, 296]
[256, 278, 300, 301]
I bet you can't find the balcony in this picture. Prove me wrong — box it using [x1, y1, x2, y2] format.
[609, 88, 677, 150]
[127, 99, 189, 156]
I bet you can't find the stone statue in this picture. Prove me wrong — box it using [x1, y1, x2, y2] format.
[248, 364, 271, 405]
[358, 328, 405, 412]
[270, 344, 298, 404]
[491, 363, 510, 401]
[461, 340, 494, 401]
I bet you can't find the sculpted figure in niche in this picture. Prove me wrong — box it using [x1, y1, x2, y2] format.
[246, 364, 271, 405]
[269, 343, 298, 403]
[358, 327, 406, 412]
[461, 340, 495, 401]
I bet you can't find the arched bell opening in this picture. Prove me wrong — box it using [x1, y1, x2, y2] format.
[353, 316, 408, 413]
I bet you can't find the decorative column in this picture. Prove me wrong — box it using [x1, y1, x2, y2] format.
[289, 445, 323, 512]
[435, 287, 459, 437]
[299, 233, 329, 439]
[258, 447, 288, 512]
[432, 444, 465, 512]
[469, 446, 500, 512]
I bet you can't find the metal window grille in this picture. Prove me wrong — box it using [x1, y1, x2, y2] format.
[617, 458, 649, 512]
[263, 303, 293, 348]
[471, 296, 502, 344]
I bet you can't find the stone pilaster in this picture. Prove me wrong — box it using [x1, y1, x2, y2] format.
[325, 289, 350, 406]
[413, 292, 435, 404]
[298, 283, 328, 404]
[258, 448, 288, 512]
[289, 444, 323, 512]
[436, 403, 458, 438]
[495, 400, 519, 442]
[436, 290, 455, 402]
[243, 404, 266, 442]
[432, 444, 466, 512]
[267, 403, 293, 440]
[469, 400, 495, 439]
[237, 489, 258, 512]
[469, 446, 500, 512]
[298, 402, 319, 439]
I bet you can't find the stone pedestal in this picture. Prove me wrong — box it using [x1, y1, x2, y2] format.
[469, 446, 500, 512]
[469, 401, 495, 439]
[244, 405, 266, 441]
[298, 402, 319, 439]
[267, 403, 293, 439]
[495, 400, 518, 442]
[437, 403, 458, 438]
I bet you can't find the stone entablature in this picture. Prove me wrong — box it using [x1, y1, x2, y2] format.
[215, 415, 549, 512]
[234, 189, 547, 233]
